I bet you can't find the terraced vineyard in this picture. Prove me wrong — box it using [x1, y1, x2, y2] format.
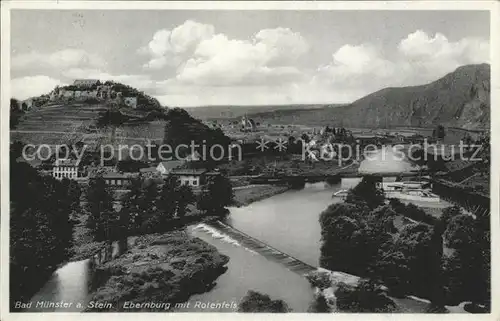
[12, 103, 167, 145]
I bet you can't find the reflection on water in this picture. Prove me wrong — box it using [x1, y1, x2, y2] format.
[27, 238, 131, 312]
[185, 226, 315, 312]
[27, 260, 91, 312]
[228, 182, 342, 267]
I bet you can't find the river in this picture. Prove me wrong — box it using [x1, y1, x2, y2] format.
[26, 147, 450, 312]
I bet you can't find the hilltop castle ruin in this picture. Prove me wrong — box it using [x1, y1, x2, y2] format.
[48, 79, 138, 109]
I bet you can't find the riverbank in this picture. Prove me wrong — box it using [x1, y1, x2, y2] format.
[69, 183, 288, 261]
[306, 269, 468, 313]
[71, 213, 106, 261]
[85, 230, 229, 312]
[233, 184, 291, 207]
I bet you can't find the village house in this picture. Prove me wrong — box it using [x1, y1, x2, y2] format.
[52, 158, 80, 180]
[139, 167, 160, 178]
[156, 160, 184, 176]
[169, 168, 216, 188]
[102, 172, 132, 187]
[73, 79, 100, 88]
[184, 151, 202, 162]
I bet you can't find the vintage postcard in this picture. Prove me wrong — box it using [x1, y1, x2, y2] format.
[1, 1, 498, 320]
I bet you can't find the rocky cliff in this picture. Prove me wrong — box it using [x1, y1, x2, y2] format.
[244, 64, 490, 130]
[339, 63, 490, 129]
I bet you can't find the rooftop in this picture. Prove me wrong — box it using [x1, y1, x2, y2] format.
[102, 172, 133, 179]
[54, 158, 80, 166]
[158, 160, 184, 171]
[170, 168, 208, 176]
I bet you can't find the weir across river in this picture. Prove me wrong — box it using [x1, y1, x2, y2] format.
[206, 220, 318, 275]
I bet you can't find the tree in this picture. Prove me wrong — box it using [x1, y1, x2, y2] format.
[86, 176, 116, 241]
[10, 98, 24, 129]
[156, 175, 195, 220]
[318, 203, 393, 275]
[197, 174, 233, 217]
[10, 97, 19, 111]
[334, 280, 396, 312]
[375, 250, 411, 296]
[61, 178, 82, 214]
[444, 214, 477, 249]
[176, 184, 195, 218]
[116, 159, 149, 172]
[308, 293, 330, 312]
[440, 205, 462, 229]
[238, 291, 290, 312]
[121, 177, 143, 231]
[391, 223, 442, 299]
[442, 212, 490, 308]
[345, 176, 384, 209]
[10, 157, 75, 309]
[96, 109, 129, 144]
[319, 213, 362, 272]
[137, 179, 159, 232]
[156, 175, 179, 221]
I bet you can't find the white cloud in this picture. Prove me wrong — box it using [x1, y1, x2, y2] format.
[175, 28, 308, 86]
[317, 30, 489, 94]
[141, 20, 309, 87]
[254, 27, 309, 64]
[12, 28, 490, 107]
[398, 30, 489, 63]
[11, 75, 66, 100]
[317, 44, 396, 91]
[396, 30, 490, 83]
[170, 20, 215, 54]
[12, 49, 106, 71]
[142, 20, 215, 69]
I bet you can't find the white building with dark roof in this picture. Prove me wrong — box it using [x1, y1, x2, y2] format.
[73, 79, 100, 88]
[52, 158, 80, 180]
[156, 160, 184, 176]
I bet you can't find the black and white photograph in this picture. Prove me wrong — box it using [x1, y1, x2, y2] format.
[1, 1, 497, 317]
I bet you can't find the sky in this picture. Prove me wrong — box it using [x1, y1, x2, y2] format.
[10, 10, 490, 106]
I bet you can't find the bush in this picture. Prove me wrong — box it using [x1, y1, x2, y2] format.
[305, 271, 331, 290]
[389, 200, 437, 225]
[345, 176, 384, 209]
[238, 291, 290, 312]
[308, 293, 331, 312]
[334, 280, 396, 312]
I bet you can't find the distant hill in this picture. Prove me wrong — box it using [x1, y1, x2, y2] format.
[184, 104, 341, 120]
[243, 64, 491, 130]
[10, 81, 221, 147]
[10, 79, 233, 160]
